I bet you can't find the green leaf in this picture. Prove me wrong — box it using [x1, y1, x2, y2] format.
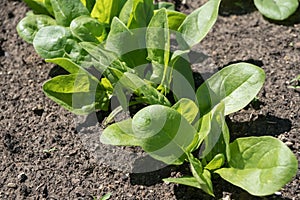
[106, 17, 148, 68]
[166, 10, 186, 31]
[154, 2, 175, 10]
[100, 193, 111, 200]
[170, 50, 195, 100]
[197, 102, 227, 160]
[100, 119, 141, 146]
[146, 8, 170, 91]
[50, 0, 89, 26]
[205, 153, 225, 171]
[215, 136, 298, 196]
[23, 0, 51, 15]
[91, 0, 120, 25]
[80, 42, 127, 74]
[109, 68, 171, 106]
[177, 0, 220, 49]
[119, 0, 154, 29]
[33, 25, 73, 59]
[172, 98, 199, 124]
[70, 16, 107, 43]
[43, 73, 109, 115]
[45, 57, 87, 74]
[80, 0, 96, 12]
[188, 154, 214, 196]
[16, 14, 56, 44]
[254, 0, 299, 20]
[131, 105, 197, 165]
[196, 62, 265, 116]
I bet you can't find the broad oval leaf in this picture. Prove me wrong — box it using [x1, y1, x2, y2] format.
[43, 73, 109, 115]
[205, 153, 225, 171]
[105, 17, 148, 68]
[146, 8, 170, 89]
[215, 136, 298, 196]
[172, 98, 199, 124]
[23, 0, 51, 15]
[254, 0, 299, 20]
[70, 16, 107, 43]
[119, 0, 154, 29]
[131, 105, 197, 164]
[16, 14, 56, 44]
[50, 0, 89, 26]
[45, 57, 88, 74]
[33, 25, 72, 59]
[100, 119, 141, 146]
[196, 62, 265, 116]
[166, 10, 186, 31]
[91, 0, 120, 25]
[177, 0, 220, 49]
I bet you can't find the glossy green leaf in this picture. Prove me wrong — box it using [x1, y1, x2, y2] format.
[177, 0, 220, 49]
[197, 102, 226, 160]
[170, 50, 195, 100]
[254, 0, 299, 20]
[154, 2, 175, 10]
[188, 154, 214, 196]
[91, 0, 120, 24]
[16, 14, 56, 43]
[45, 57, 87, 74]
[146, 9, 170, 90]
[43, 73, 109, 115]
[172, 98, 199, 124]
[80, 0, 96, 12]
[119, 0, 154, 29]
[109, 68, 171, 106]
[33, 26, 73, 59]
[166, 10, 186, 31]
[131, 105, 197, 164]
[196, 62, 265, 116]
[70, 16, 107, 43]
[80, 42, 127, 74]
[100, 119, 141, 146]
[105, 17, 148, 68]
[205, 153, 225, 171]
[23, 0, 51, 15]
[215, 136, 298, 196]
[50, 0, 89, 26]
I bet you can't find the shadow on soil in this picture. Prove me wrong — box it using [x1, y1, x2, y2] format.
[227, 114, 292, 141]
[219, 0, 256, 16]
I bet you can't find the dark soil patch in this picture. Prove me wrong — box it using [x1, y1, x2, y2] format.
[1, 0, 299, 199]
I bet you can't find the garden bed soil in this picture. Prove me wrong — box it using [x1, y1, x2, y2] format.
[0, 0, 299, 199]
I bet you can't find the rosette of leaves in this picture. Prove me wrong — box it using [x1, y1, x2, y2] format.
[16, 0, 298, 197]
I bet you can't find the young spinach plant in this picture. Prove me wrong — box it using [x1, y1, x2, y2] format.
[17, 0, 298, 197]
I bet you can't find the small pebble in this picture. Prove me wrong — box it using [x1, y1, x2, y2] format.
[7, 183, 17, 189]
[285, 141, 293, 147]
[275, 191, 282, 196]
[17, 173, 27, 182]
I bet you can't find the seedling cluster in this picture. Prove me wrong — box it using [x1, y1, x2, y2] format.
[17, 0, 298, 197]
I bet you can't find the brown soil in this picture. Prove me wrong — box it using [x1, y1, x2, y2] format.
[0, 0, 299, 199]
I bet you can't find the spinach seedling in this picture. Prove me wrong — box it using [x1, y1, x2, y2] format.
[16, 0, 298, 197]
[288, 74, 300, 89]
